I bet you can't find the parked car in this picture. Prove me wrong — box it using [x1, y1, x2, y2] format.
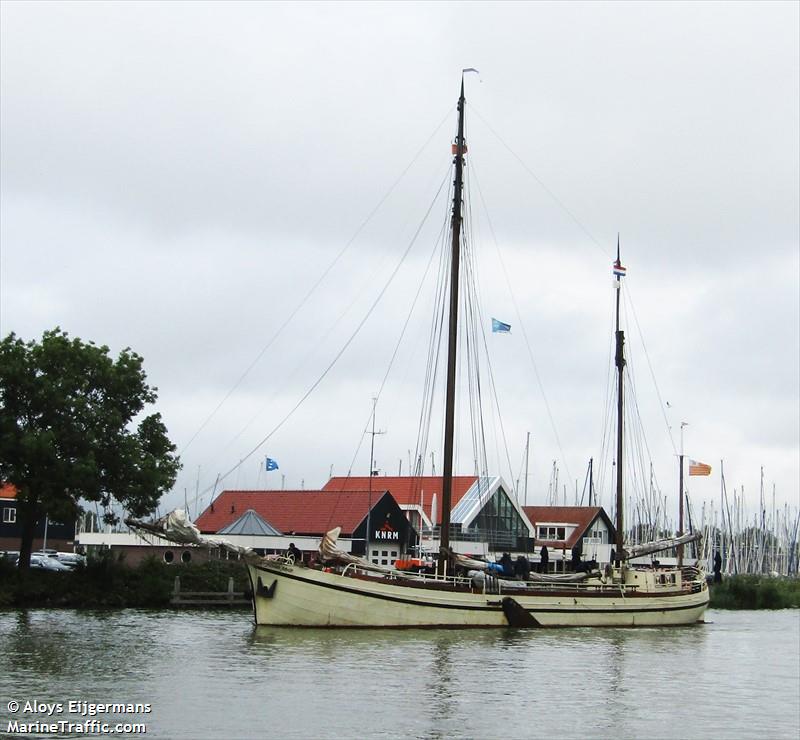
[16, 554, 72, 571]
[56, 552, 86, 569]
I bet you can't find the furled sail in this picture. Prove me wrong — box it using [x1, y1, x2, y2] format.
[625, 531, 702, 559]
[452, 551, 595, 583]
[126, 509, 262, 562]
[128, 511, 400, 576]
[318, 526, 398, 575]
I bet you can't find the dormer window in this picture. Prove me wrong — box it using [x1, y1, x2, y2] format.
[538, 526, 566, 541]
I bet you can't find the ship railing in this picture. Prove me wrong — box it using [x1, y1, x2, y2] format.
[384, 569, 645, 594]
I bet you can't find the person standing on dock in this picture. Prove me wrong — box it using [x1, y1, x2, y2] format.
[539, 545, 549, 574]
[287, 543, 302, 564]
[714, 551, 723, 583]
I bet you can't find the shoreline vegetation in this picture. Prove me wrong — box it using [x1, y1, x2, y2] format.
[2, 555, 799, 610]
[0, 555, 250, 609]
[709, 574, 800, 610]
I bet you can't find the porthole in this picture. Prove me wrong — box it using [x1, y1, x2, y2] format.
[181, 551, 192, 563]
[164, 550, 174, 564]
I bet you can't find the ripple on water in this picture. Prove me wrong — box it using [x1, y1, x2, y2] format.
[0, 609, 797, 739]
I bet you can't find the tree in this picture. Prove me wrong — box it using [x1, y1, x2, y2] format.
[0, 328, 181, 568]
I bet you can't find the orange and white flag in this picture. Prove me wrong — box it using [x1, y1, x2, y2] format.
[688, 460, 712, 476]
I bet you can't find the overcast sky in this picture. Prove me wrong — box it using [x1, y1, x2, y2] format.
[2, 1, 797, 524]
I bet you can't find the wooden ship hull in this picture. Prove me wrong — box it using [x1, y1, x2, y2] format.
[247, 560, 709, 628]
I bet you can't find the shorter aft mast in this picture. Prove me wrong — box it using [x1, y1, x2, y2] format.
[613, 236, 626, 563]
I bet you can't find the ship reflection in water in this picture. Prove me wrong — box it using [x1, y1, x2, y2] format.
[1, 609, 797, 739]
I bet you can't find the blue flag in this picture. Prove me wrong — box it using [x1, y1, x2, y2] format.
[265, 457, 279, 471]
[491, 318, 511, 333]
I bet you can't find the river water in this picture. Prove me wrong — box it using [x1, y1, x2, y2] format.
[0, 608, 797, 739]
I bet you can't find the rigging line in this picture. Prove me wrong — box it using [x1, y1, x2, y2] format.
[462, 200, 514, 492]
[343, 204, 452, 483]
[461, 184, 486, 478]
[209, 160, 455, 466]
[193, 167, 453, 503]
[420, 190, 452, 422]
[414, 181, 454, 477]
[465, 242, 489, 485]
[463, 179, 498, 486]
[468, 104, 612, 261]
[622, 307, 664, 505]
[623, 282, 678, 456]
[597, 306, 617, 502]
[469, 107, 672, 485]
[478, 310, 515, 494]
[470, 158, 574, 485]
[465, 269, 490, 481]
[179, 105, 456, 458]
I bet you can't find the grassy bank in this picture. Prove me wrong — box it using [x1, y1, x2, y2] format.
[0, 554, 251, 609]
[710, 575, 800, 609]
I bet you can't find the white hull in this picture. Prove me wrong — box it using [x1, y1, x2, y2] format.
[246, 561, 709, 628]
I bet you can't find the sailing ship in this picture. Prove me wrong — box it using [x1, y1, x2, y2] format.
[132, 73, 709, 627]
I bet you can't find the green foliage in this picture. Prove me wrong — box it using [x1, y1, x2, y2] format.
[710, 575, 800, 609]
[0, 558, 249, 609]
[0, 328, 181, 563]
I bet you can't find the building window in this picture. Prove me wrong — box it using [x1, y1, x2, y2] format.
[588, 528, 606, 544]
[2, 507, 15, 524]
[537, 526, 566, 541]
[381, 550, 388, 557]
[468, 487, 530, 549]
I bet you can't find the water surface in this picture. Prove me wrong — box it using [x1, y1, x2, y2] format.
[1, 609, 797, 739]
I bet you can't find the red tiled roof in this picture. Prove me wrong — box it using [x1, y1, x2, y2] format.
[194, 490, 387, 535]
[522, 506, 610, 549]
[0, 483, 17, 500]
[323, 476, 477, 521]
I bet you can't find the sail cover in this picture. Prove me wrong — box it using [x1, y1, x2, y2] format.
[126, 509, 262, 562]
[625, 531, 702, 559]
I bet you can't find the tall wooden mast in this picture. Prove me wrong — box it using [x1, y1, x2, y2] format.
[438, 76, 467, 572]
[614, 236, 625, 563]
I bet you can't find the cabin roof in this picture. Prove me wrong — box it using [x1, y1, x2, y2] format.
[323, 476, 477, 522]
[218, 508, 282, 536]
[194, 489, 388, 536]
[522, 506, 613, 549]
